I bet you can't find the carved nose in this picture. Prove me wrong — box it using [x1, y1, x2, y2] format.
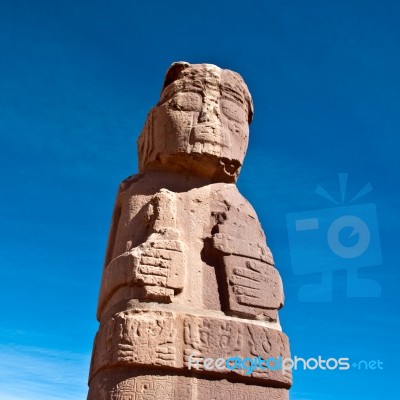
[198, 109, 211, 123]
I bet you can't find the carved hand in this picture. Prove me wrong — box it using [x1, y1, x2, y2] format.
[133, 238, 186, 291]
[229, 260, 282, 309]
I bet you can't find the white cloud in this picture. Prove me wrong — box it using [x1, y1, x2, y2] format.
[0, 345, 90, 400]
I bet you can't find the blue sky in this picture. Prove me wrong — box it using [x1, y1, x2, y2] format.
[0, 0, 399, 398]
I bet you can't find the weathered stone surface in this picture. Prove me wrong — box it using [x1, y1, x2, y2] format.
[88, 62, 291, 399]
[88, 368, 289, 400]
[89, 309, 291, 387]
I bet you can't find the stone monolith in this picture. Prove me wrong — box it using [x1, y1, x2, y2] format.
[88, 62, 292, 400]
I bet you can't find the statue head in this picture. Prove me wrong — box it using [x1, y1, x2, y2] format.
[138, 62, 253, 182]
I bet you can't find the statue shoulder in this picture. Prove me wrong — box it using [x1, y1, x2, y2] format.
[211, 183, 258, 218]
[118, 173, 145, 193]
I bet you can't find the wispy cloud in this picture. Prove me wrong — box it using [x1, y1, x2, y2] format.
[0, 345, 89, 400]
[290, 390, 334, 400]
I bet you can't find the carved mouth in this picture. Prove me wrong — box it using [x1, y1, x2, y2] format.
[189, 125, 225, 147]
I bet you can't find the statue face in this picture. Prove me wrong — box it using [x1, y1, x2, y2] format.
[138, 63, 253, 182]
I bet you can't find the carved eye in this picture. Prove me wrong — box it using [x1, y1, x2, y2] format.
[221, 99, 247, 123]
[170, 92, 202, 111]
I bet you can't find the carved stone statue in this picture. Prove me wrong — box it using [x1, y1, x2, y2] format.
[88, 62, 292, 400]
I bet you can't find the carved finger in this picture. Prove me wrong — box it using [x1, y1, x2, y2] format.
[141, 256, 171, 268]
[232, 267, 261, 282]
[141, 248, 174, 260]
[118, 344, 132, 351]
[156, 353, 176, 361]
[156, 359, 176, 366]
[233, 285, 261, 299]
[138, 264, 169, 277]
[143, 285, 174, 300]
[245, 260, 263, 273]
[142, 238, 183, 252]
[134, 272, 167, 286]
[183, 349, 202, 357]
[230, 274, 260, 290]
[156, 347, 176, 354]
[151, 231, 181, 244]
[236, 294, 264, 307]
